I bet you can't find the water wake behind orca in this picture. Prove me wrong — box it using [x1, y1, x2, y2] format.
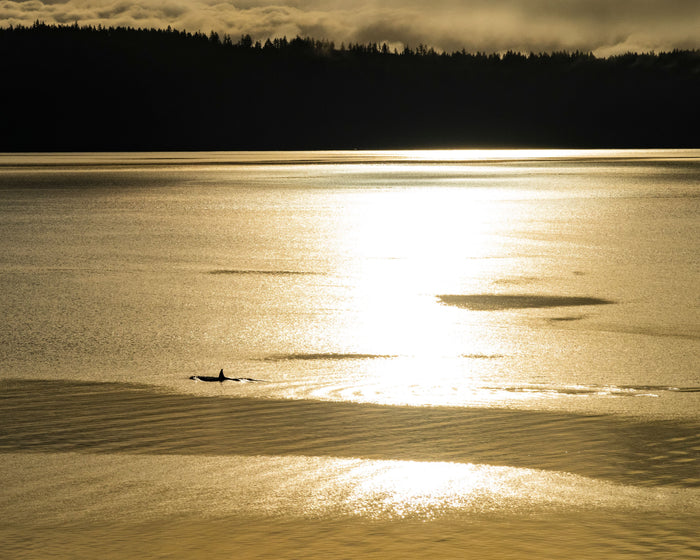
[190, 369, 265, 383]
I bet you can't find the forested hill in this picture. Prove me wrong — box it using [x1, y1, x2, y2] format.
[2, 22, 699, 150]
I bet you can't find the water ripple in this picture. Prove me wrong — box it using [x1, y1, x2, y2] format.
[1, 379, 697, 488]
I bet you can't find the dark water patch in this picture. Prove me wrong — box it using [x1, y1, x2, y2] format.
[438, 294, 615, 310]
[262, 353, 397, 362]
[209, 269, 321, 276]
[594, 324, 700, 341]
[549, 315, 587, 322]
[0, 379, 697, 488]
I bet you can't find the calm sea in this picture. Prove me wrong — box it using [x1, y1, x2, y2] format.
[1, 150, 698, 558]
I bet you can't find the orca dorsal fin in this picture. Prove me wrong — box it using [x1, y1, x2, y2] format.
[219, 369, 224, 381]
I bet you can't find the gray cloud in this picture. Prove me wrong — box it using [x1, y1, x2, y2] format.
[1, 0, 699, 55]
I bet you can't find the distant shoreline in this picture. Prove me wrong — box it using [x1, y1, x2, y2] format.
[2, 23, 699, 151]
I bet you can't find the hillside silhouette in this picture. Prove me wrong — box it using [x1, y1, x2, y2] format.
[1, 22, 699, 150]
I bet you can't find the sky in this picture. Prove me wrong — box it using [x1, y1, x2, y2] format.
[2, 0, 699, 56]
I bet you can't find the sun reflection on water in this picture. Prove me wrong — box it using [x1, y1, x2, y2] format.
[278, 457, 685, 520]
[335, 185, 511, 354]
[343, 460, 510, 519]
[315, 176, 517, 408]
[7, 452, 689, 525]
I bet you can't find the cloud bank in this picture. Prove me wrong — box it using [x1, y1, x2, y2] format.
[2, 0, 699, 55]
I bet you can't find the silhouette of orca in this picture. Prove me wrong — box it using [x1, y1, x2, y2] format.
[189, 369, 264, 383]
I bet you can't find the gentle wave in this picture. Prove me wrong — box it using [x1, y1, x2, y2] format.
[1, 379, 697, 488]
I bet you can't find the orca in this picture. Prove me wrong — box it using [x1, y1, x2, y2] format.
[189, 369, 264, 383]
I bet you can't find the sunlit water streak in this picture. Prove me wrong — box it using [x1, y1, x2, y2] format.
[3, 453, 696, 524]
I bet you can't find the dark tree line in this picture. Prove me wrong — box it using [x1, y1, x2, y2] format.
[1, 22, 699, 150]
